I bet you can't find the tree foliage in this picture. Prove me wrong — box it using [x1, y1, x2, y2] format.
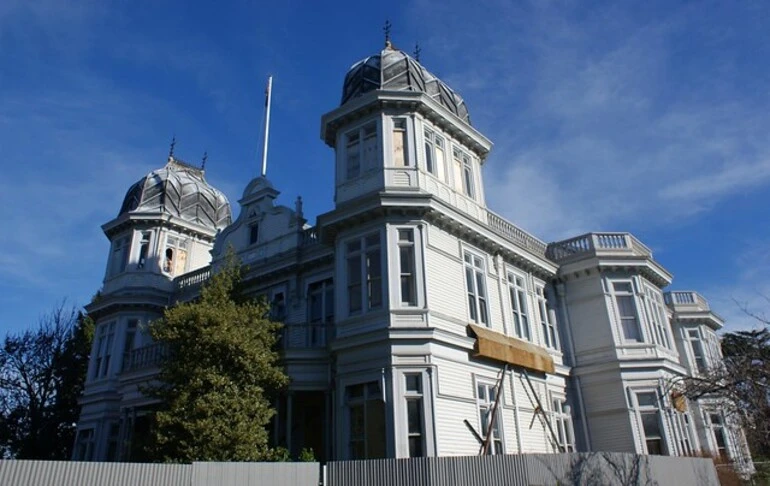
[679, 321, 770, 459]
[0, 303, 94, 459]
[144, 255, 289, 462]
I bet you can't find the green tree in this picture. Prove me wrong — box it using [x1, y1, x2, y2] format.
[144, 255, 289, 462]
[0, 303, 94, 459]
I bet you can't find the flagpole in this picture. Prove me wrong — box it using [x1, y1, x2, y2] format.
[261, 75, 273, 177]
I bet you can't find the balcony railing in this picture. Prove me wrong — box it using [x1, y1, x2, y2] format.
[280, 323, 330, 349]
[174, 265, 211, 292]
[664, 291, 710, 310]
[122, 343, 167, 373]
[486, 210, 548, 257]
[546, 232, 652, 262]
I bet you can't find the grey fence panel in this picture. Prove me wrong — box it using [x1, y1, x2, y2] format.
[191, 461, 320, 486]
[0, 460, 191, 486]
[325, 454, 720, 486]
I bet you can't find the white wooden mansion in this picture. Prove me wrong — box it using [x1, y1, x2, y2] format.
[74, 42, 753, 471]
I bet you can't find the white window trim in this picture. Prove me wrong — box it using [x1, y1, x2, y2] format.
[610, 280, 645, 344]
[535, 283, 559, 350]
[344, 231, 384, 316]
[631, 388, 667, 455]
[342, 119, 379, 182]
[506, 268, 531, 341]
[397, 369, 435, 458]
[549, 392, 576, 453]
[473, 375, 505, 455]
[463, 247, 490, 326]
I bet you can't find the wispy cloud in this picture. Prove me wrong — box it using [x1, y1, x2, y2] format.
[411, 0, 770, 240]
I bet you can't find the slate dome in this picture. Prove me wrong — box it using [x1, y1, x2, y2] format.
[341, 44, 470, 124]
[118, 157, 232, 231]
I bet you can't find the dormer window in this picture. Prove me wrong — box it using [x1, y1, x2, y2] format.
[345, 122, 378, 180]
[249, 223, 259, 245]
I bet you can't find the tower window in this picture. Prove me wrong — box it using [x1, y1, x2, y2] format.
[393, 118, 409, 167]
[137, 232, 151, 269]
[163, 236, 189, 276]
[424, 128, 446, 181]
[398, 229, 417, 306]
[452, 146, 475, 199]
[345, 122, 378, 180]
[110, 236, 130, 276]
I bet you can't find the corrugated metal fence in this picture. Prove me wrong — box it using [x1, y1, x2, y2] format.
[0, 460, 320, 486]
[0, 454, 718, 486]
[325, 453, 720, 486]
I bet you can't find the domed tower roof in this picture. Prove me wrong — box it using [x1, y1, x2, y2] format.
[341, 43, 470, 123]
[118, 156, 232, 231]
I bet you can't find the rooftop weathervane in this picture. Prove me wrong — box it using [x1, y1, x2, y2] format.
[384, 20, 392, 47]
[169, 135, 176, 159]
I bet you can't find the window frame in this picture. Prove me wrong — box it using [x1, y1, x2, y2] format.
[346, 232, 383, 315]
[536, 284, 559, 350]
[92, 321, 116, 380]
[344, 121, 378, 181]
[452, 145, 476, 199]
[686, 328, 708, 374]
[507, 270, 531, 341]
[110, 235, 130, 277]
[611, 281, 644, 343]
[423, 127, 447, 181]
[550, 394, 576, 452]
[163, 234, 189, 276]
[632, 389, 667, 455]
[463, 249, 489, 326]
[346, 380, 386, 460]
[474, 378, 504, 455]
[403, 372, 426, 457]
[392, 117, 409, 167]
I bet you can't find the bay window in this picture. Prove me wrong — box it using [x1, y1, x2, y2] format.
[612, 282, 643, 342]
[347, 233, 382, 314]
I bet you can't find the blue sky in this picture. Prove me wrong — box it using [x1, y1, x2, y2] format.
[2, 0, 769, 335]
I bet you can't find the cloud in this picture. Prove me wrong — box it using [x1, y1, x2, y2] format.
[411, 1, 770, 241]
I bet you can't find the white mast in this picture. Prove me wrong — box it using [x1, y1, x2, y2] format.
[260, 75, 273, 177]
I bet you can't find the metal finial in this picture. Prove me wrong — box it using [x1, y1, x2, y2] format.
[383, 20, 392, 47]
[201, 151, 208, 170]
[169, 135, 176, 159]
[414, 43, 421, 62]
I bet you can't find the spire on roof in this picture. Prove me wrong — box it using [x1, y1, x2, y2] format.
[414, 42, 421, 62]
[201, 151, 208, 170]
[383, 20, 392, 48]
[168, 135, 176, 160]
